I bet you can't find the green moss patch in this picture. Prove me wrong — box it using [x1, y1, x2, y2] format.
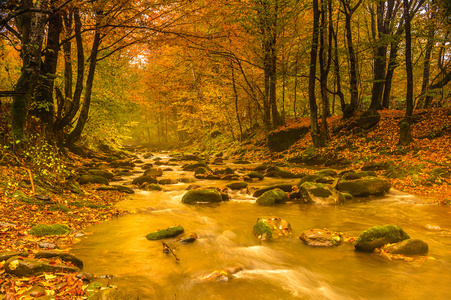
[354, 225, 410, 252]
[253, 220, 273, 240]
[146, 226, 184, 240]
[29, 224, 71, 236]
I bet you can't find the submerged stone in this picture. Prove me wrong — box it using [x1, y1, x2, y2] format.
[354, 225, 410, 252]
[146, 226, 185, 240]
[299, 229, 342, 247]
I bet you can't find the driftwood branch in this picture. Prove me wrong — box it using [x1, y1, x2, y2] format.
[162, 241, 180, 262]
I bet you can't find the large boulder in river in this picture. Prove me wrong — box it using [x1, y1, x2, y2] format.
[384, 239, 428, 255]
[354, 225, 410, 252]
[183, 162, 208, 171]
[267, 126, 309, 152]
[182, 189, 223, 204]
[299, 182, 345, 205]
[337, 177, 391, 196]
[299, 229, 343, 247]
[256, 189, 288, 206]
[253, 217, 291, 241]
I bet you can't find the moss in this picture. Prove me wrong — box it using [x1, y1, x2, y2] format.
[146, 226, 184, 240]
[253, 220, 273, 240]
[354, 225, 410, 252]
[29, 224, 71, 236]
[226, 182, 248, 190]
[245, 171, 264, 180]
[48, 204, 70, 213]
[145, 184, 163, 191]
[256, 188, 288, 206]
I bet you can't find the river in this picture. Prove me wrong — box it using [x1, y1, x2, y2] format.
[71, 153, 451, 299]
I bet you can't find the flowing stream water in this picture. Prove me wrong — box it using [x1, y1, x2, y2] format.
[72, 154, 451, 299]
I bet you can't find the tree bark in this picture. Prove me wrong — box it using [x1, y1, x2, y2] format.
[399, 0, 413, 146]
[65, 14, 102, 146]
[309, 0, 323, 147]
[11, 0, 48, 142]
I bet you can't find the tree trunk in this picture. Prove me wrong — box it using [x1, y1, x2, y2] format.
[65, 15, 101, 146]
[11, 0, 48, 142]
[32, 10, 62, 138]
[230, 60, 243, 141]
[309, 0, 323, 148]
[340, 0, 362, 116]
[399, 0, 413, 146]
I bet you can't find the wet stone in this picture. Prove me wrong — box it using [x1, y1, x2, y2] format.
[299, 229, 343, 247]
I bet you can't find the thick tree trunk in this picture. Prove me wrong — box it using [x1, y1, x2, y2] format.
[11, 0, 48, 142]
[32, 11, 62, 137]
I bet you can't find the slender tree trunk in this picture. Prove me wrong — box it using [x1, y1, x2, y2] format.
[55, 10, 84, 140]
[309, 0, 323, 147]
[331, 10, 346, 117]
[399, 0, 413, 146]
[340, 0, 362, 116]
[319, 0, 330, 143]
[230, 61, 243, 141]
[66, 15, 102, 146]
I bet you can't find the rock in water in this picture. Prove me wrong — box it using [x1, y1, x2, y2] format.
[146, 226, 184, 240]
[253, 217, 291, 241]
[337, 177, 391, 196]
[385, 239, 428, 255]
[299, 229, 342, 247]
[354, 225, 410, 252]
[256, 189, 288, 206]
[181, 189, 223, 204]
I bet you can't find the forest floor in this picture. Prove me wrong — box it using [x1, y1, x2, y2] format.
[0, 108, 450, 299]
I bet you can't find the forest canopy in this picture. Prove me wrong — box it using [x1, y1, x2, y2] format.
[0, 0, 450, 148]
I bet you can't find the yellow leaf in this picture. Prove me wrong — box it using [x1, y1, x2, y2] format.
[9, 260, 19, 270]
[44, 274, 57, 280]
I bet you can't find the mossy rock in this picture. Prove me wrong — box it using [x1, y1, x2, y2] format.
[273, 166, 301, 178]
[297, 175, 322, 185]
[315, 169, 338, 177]
[183, 162, 208, 171]
[29, 224, 71, 236]
[144, 183, 163, 191]
[342, 171, 377, 180]
[299, 182, 345, 205]
[245, 171, 264, 180]
[87, 169, 114, 179]
[115, 185, 135, 194]
[256, 189, 288, 206]
[253, 184, 293, 197]
[253, 217, 291, 241]
[78, 175, 109, 185]
[337, 177, 391, 196]
[226, 182, 248, 190]
[354, 225, 410, 252]
[146, 226, 184, 240]
[132, 176, 158, 185]
[194, 167, 210, 175]
[143, 168, 163, 177]
[181, 189, 223, 204]
[385, 239, 428, 255]
[48, 204, 70, 213]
